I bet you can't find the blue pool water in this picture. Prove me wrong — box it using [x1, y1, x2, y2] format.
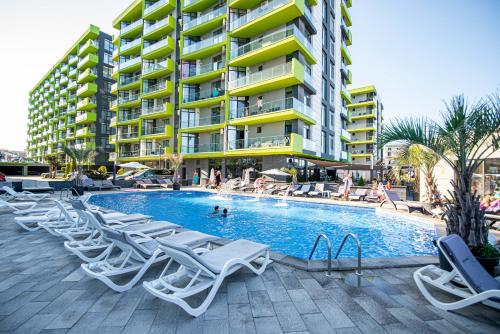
[89, 191, 438, 259]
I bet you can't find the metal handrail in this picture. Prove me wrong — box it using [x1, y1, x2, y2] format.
[334, 233, 362, 287]
[308, 234, 332, 276]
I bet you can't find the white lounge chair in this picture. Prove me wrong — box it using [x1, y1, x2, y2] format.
[381, 189, 427, 214]
[0, 198, 41, 215]
[331, 185, 345, 199]
[414, 234, 500, 311]
[2, 186, 50, 202]
[143, 239, 269, 317]
[308, 183, 325, 197]
[350, 188, 368, 201]
[293, 184, 311, 196]
[81, 216, 216, 292]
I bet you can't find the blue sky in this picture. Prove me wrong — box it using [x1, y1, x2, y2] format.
[0, 0, 499, 150]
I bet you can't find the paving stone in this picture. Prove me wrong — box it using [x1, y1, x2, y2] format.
[39, 289, 85, 315]
[278, 272, 303, 290]
[245, 275, 266, 291]
[353, 296, 398, 325]
[301, 313, 333, 334]
[204, 292, 229, 320]
[228, 282, 249, 304]
[100, 287, 144, 327]
[254, 316, 283, 334]
[12, 313, 58, 334]
[263, 280, 290, 302]
[0, 301, 49, 331]
[249, 290, 275, 318]
[314, 298, 354, 329]
[387, 308, 440, 334]
[148, 302, 181, 334]
[273, 301, 307, 333]
[383, 322, 417, 334]
[45, 299, 94, 329]
[299, 278, 329, 300]
[228, 303, 256, 334]
[287, 289, 319, 314]
[121, 309, 157, 334]
[203, 319, 230, 334]
[65, 311, 108, 334]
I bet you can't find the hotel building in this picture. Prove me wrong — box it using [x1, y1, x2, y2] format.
[27, 25, 115, 166]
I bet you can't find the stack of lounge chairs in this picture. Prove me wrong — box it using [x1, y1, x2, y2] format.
[83, 178, 121, 191]
[21, 180, 54, 193]
[2, 187, 271, 317]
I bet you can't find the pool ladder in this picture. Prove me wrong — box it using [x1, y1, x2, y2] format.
[309, 233, 363, 287]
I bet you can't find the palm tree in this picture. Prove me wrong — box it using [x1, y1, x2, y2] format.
[389, 144, 439, 202]
[165, 153, 184, 184]
[63, 147, 98, 185]
[380, 94, 500, 252]
[45, 155, 58, 179]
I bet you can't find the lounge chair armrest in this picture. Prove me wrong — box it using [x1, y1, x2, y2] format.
[192, 247, 212, 254]
[125, 230, 152, 241]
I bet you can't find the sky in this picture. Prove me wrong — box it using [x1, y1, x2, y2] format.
[0, 0, 499, 151]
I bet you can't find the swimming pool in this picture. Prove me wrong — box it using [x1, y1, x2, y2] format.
[89, 191, 438, 260]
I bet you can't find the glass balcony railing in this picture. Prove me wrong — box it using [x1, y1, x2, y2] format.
[142, 104, 168, 115]
[182, 61, 225, 78]
[143, 81, 169, 94]
[231, 25, 312, 59]
[144, 16, 170, 34]
[145, 0, 168, 15]
[340, 128, 351, 141]
[183, 33, 226, 55]
[142, 125, 167, 136]
[118, 112, 141, 122]
[118, 93, 139, 104]
[121, 19, 142, 35]
[121, 38, 141, 52]
[230, 0, 291, 31]
[183, 88, 225, 103]
[143, 38, 171, 55]
[119, 150, 140, 157]
[120, 74, 141, 87]
[118, 132, 139, 140]
[143, 60, 169, 75]
[352, 149, 374, 154]
[351, 109, 374, 117]
[228, 61, 292, 90]
[182, 142, 222, 154]
[141, 148, 165, 156]
[180, 114, 225, 128]
[119, 57, 141, 70]
[184, 6, 226, 31]
[229, 135, 290, 150]
[230, 97, 314, 119]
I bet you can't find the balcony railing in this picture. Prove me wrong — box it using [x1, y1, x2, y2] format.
[119, 57, 141, 70]
[340, 128, 351, 141]
[352, 149, 374, 154]
[141, 148, 165, 156]
[182, 142, 222, 154]
[143, 81, 169, 94]
[143, 60, 169, 75]
[183, 33, 226, 55]
[118, 93, 140, 104]
[182, 88, 225, 103]
[142, 125, 168, 136]
[230, 0, 291, 31]
[121, 19, 142, 35]
[230, 97, 314, 120]
[181, 114, 224, 128]
[142, 104, 168, 115]
[118, 132, 139, 140]
[229, 135, 290, 150]
[121, 38, 141, 52]
[182, 61, 225, 78]
[118, 111, 141, 122]
[184, 6, 226, 31]
[351, 109, 374, 117]
[119, 150, 140, 157]
[144, 16, 170, 34]
[231, 25, 313, 59]
[120, 74, 141, 87]
[143, 38, 170, 55]
[228, 61, 292, 90]
[144, 0, 168, 15]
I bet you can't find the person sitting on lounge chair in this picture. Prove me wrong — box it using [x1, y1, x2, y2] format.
[481, 193, 497, 210]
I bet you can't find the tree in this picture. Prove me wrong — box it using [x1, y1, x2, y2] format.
[63, 147, 98, 186]
[165, 153, 184, 184]
[45, 155, 58, 179]
[389, 144, 439, 202]
[380, 94, 500, 252]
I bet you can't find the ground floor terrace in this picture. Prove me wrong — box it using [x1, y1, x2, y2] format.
[0, 192, 499, 333]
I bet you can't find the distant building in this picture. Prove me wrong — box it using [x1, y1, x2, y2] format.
[0, 149, 27, 162]
[383, 141, 406, 167]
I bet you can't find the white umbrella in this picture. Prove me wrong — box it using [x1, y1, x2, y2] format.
[244, 168, 251, 186]
[118, 162, 150, 169]
[209, 168, 215, 183]
[260, 168, 290, 176]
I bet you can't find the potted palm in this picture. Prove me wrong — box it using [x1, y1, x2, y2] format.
[63, 147, 98, 195]
[165, 153, 184, 191]
[381, 94, 500, 270]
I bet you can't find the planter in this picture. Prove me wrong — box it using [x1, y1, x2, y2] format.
[172, 182, 181, 191]
[476, 256, 499, 276]
[72, 185, 85, 196]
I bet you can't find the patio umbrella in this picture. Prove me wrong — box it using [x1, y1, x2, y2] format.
[260, 168, 290, 176]
[209, 168, 215, 184]
[118, 162, 151, 169]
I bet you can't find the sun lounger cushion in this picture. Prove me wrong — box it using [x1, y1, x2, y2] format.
[119, 221, 179, 233]
[440, 235, 500, 296]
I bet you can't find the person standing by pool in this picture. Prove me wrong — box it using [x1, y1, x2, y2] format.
[343, 172, 352, 200]
[193, 171, 199, 185]
[215, 170, 222, 189]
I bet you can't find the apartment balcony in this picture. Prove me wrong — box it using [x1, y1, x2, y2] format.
[181, 88, 225, 108]
[67, 80, 77, 91]
[141, 124, 174, 139]
[340, 128, 351, 142]
[340, 41, 352, 65]
[119, 57, 142, 73]
[182, 33, 226, 60]
[350, 136, 376, 145]
[340, 62, 352, 84]
[230, 0, 305, 38]
[228, 59, 309, 96]
[110, 99, 118, 111]
[119, 73, 141, 90]
[341, 151, 352, 162]
[142, 37, 175, 60]
[77, 68, 98, 84]
[180, 114, 225, 133]
[340, 106, 351, 122]
[347, 99, 376, 109]
[144, 0, 176, 20]
[142, 58, 175, 79]
[68, 55, 78, 66]
[143, 15, 175, 40]
[340, 85, 352, 104]
[74, 142, 96, 150]
[347, 124, 376, 133]
[181, 142, 223, 158]
[119, 150, 140, 158]
[120, 19, 143, 39]
[77, 53, 98, 70]
[111, 82, 118, 95]
[68, 68, 78, 78]
[141, 102, 174, 119]
[183, 6, 226, 36]
[230, 26, 315, 67]
[68, 93, 77, 103]
[112, 48, 119, 62]
[117, 111, 141, 125]
[118, 131, 140, 142]
[181, 61, 225, 84]
[340, 19, 352, 46]
[229, 97, 315, 126]
[66, 131, 75, 139]
[60, 88, 68, 97]
[341, 0, 352, 27]
[78, 39, 99, 57]
[109, 135, 116, 144]
[351, 109, 376, 120]
[182, 0, 218, 13]
[61, 64, 68, 73]
[76, 83, 98, 98]
[141, 80, 174, 99]
[120, 38, 142, 56]
[75, 127, 95, 138]
[139, 147, 172, 158]
[75, 112, 97, 125]
[118, 93, 141, 108]
[227, 133, 304, 157]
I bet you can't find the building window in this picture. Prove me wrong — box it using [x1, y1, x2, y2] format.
[329, 85, 335, 106]
[329, 13, 334, 31]
[322, 78, 328, 98]
[322, 51, 327, 74]
[103, 66, 113, 79]
[330, 38, 335, 57]
[304, 124, 311, 139]
[257, 126, 262, 134]
[330, 110, 335, 128]
[322, 27, 328, 47]
[330, 62, 335, 80]
[323, 0, 328, 19]
[321, 104, 327, 127]
[321, 131, 327, 154]
[104, 39, 114, 53]
[329, 134, 335, 154]
[104, 53, 113, 66]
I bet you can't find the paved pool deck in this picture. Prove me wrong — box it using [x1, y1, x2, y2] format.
[1, 201, 499, 333]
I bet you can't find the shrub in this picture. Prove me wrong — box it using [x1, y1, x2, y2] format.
[97, 166, 108, 175]
[117, 168, 125, 175]
[358, 176, 365, 186]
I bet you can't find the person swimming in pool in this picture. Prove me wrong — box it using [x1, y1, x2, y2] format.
[221, 208, 228, 218]
[210, 205, 220, 216]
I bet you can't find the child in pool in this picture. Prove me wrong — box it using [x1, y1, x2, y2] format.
[221, 208, 228, 218]
[210, 206, 220, 216]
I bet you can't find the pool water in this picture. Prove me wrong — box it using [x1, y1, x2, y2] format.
[89, 191, 438, 259]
